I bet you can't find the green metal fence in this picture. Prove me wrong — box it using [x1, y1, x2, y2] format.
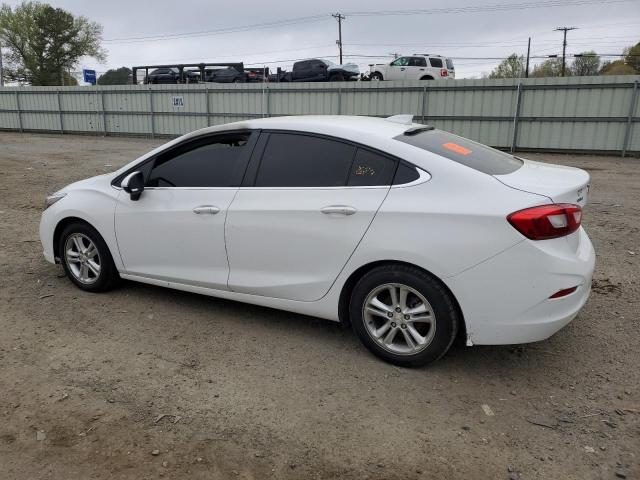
[1, 75, 638, 156]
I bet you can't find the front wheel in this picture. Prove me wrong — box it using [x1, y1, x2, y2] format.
[349, 265, 460, 367]
[59, 222, 120, 292]
[370, 72, 384, 81]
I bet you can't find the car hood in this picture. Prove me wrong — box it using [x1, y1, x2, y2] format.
[328, 63, 359, 74]
[56, 173, 114, 195]
[494, 158, 590, 206]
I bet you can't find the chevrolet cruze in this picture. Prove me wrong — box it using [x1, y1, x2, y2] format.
[39, 115, 595, 366]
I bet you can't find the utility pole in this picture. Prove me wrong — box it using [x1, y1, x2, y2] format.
[389, 52, 401, 59]
[525, 37, 531, 78]
[332, 13, 345, 64]
[0, 43, 4, 87]
[555, 26, 577, 76]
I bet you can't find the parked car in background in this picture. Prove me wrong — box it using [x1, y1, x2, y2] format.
[274, 59, 360, 82]
[40, 115, 594, 367]
[144, 67, 199, 84]
[369, 55, 455, 80]
[204, 67, 267, 83]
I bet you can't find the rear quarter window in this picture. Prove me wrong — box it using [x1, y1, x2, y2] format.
[429, 58, 443, 68]
[394, 130, 523, 175]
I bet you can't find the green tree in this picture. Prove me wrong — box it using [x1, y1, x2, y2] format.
[531, 58, 565, 77]
[0, 1, 105, 85]
[623, 42, 640, 72]
[488, 54, 525, 79]
[600, 60, 637, 75]
[98, 67, 132, 85]
[570, 51, 600, 76]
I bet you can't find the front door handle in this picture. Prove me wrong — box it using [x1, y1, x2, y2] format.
[400, 67, 405, 71]
[193, 205, 220, 215]
[321, 205, 357, 216]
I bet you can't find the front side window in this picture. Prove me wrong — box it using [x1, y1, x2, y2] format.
[429, 58, 444, 68]
[255, 133, 356, 187]
[390, 57, 410, 67]
[146, 133, 250, 188]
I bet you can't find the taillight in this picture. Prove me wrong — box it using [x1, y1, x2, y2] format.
[549, 286, 578, 299]
[507, 204, 582, 240]
[440, 68, 448, 77]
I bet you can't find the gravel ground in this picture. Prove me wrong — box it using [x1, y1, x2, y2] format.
[0, 132, 638, 480]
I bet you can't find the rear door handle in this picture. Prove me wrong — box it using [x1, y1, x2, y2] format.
[193, 205, 220, 215]
[321, 205, 357, 216]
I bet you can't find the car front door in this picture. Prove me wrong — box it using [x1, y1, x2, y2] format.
[114, 131, 257, 289]
[225, 131, 397, 302]
[386, 57, 410, 80]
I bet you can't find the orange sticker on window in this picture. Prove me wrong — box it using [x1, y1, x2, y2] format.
[442, 142, 472, 156]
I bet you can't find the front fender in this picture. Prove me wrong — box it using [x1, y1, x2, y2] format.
[39, 186, 122, 270]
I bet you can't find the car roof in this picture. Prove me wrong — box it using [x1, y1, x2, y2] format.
[193, 115, 412, 140]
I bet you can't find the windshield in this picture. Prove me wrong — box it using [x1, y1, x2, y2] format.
[322, 59, 335, 66]
[394, 129, 522, 175]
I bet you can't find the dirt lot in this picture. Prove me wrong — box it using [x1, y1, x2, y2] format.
[0, 131, 638, 479]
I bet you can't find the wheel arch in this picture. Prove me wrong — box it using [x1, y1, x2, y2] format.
[53, 216, 109, 262]
[337, 259, 466, 340]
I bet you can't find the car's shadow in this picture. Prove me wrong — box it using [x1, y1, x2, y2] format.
[103, 277, 583, 379]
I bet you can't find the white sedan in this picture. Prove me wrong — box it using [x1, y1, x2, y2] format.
[39, 115, 595, 367]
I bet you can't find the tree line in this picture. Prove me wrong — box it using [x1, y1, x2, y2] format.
[486, 43, 640, 79]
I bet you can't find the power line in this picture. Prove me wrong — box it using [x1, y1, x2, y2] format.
[344, 0, 634, 16]
[103, 15, 330, 44]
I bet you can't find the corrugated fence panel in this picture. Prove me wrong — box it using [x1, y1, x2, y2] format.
[0, 76, 638, 154]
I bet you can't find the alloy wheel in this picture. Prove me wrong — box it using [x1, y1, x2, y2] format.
[362, 283, 436, 355]
[64, 233, 101, 284]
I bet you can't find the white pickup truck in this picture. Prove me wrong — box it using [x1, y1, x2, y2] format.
[369, 55, 455, 81]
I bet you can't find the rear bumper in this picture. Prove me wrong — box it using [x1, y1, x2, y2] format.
[445, 227, 595, 345]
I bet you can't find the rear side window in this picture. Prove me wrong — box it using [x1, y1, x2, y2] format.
[394, 130, 523, 175]
[347, 149, 397, 186]
[255, 133, 356, 187]
[429, 58, 443, 68]
[410, 57, 427, 67]
[146, 133, 250, 187]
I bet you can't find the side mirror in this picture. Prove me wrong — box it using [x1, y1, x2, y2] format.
[121, 171, 145, 201]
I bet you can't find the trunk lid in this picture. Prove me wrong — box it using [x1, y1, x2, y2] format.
[495, 159, 590, 207]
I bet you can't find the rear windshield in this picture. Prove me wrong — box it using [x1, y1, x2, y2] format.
[446, 58, 454, 70]
[394, 130, 523, 175]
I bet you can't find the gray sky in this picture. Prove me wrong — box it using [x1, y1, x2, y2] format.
[4, 0, 640, 79]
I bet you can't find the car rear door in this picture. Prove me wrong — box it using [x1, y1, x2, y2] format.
[408, 57, 428, 80]
[225, 131, 397, 302]
[114, 131, 257, 289]
[292, 61, 311, 81]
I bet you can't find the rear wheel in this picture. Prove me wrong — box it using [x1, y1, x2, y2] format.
[59, 222, 120, 292]
[420, 75, 435, 80]
[349, 265, 459, 367]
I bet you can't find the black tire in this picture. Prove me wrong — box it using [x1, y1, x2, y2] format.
[420, 76, 435, 80]
[58, 222, 120, 293]
[329, 73, 345, 82]
[349, 264, 459, 367]
[370, 72, 384, 81]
